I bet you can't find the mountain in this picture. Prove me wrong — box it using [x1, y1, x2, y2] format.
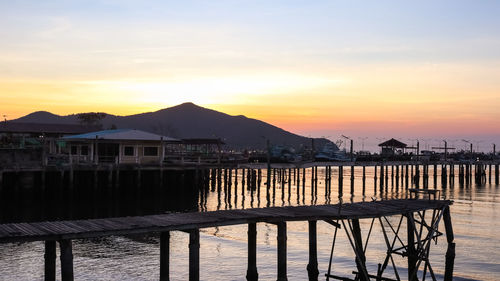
[13, 103, 336, 150]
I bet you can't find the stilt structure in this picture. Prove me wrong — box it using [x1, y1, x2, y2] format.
[326, 191, 453, 281]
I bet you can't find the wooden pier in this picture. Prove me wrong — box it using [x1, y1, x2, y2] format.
[0, 198, 454, 281]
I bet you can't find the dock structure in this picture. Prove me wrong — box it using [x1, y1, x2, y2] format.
[0, 198, 454, 281]
[0, 160, 499, 201]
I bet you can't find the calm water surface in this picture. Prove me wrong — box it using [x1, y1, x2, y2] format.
[0, 166, 499, 280]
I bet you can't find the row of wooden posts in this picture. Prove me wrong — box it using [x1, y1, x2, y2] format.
[43, 209, 455, 281]
[207, 162, 500, 195]
[42, 221, 300, 281]
[0, 163, 498, 201]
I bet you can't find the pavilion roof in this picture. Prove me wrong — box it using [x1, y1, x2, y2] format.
[63, 129, 179, 142]
[378, 138, 407, 148]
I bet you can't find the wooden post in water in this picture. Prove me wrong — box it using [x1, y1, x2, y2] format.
[385, 165, 389, 187]
[443, 206, 455, 281]
[350, 166, 355, 195]
[352, 219, 368, 281]
[391, 165, 394, 186]
[246, 223, 258, 281]
[307, 221, 319, 281]
[302, 168, 306, 188]
[410, 165, 414, 185]
[59, 239, 74, 281]
[338, 166, 343, 196]
[310, 167, 314, 195]
[242, 168, 246, 187]
[405, 165, 409, 188]
[44, 240, 56, 281]
[273, 169, 276, 189]
[407, 214, 417, 281]
[276, 221, 288, 281]
[495, 164, 499, 184]
[433, 164, 438, 187]
[489, 164, 492, 183]
[296, 168, 300, 188]
[69, 168, 74, 190]
[449, 164, 454, 186]
[414, 164, 420, 188]
[379, 164, 384, 189]
[362, 166, 366, 194]
[107, 168, 113, 191]
[160, 232, 170, 281]
[395, 165, 399, 189]
[189, 229, 200, 281]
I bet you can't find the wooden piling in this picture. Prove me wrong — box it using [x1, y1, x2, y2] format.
[385, 165, 389, 186]
[405, 165, 409, 188]
[59, 239, 74, 281]
[107, 169, 113, 190]
[444, 243, 456, 281]
[0, 170, 3, 194]
[307, 221, 319, 281]
[44, 240, 56, 281]
[407, 214, 417, 281]
[352, 219, 368, 281]
[160, 232, 170, 281]
[69, 169, 74, 189]
[443, 206, 455, 281]
[246, 223, 258, 281]
[486, 164, 490, 183]
[395, 165, 400, 190]
[302, 168, 306, 189]
[311, 168, 315, 194]
[379, 164, 384, 188]
[338, 166, 343, 196]
[189, 229, 200, 281]
[495, 164, 499, 184]
[362, 166, 366, 194]
[350, 166, 355, 195]
[391, 165, 394, 186]
[276, 222, 287, 281]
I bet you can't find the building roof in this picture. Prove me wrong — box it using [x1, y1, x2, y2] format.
[378, 138, 407, 148]
[0, 122, 98, 135]
[63, 129, 180, 142]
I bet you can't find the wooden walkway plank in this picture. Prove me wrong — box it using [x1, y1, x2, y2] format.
[0, 199, 452, 244]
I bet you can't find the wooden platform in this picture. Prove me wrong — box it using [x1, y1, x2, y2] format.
[0, 199, 451, 244]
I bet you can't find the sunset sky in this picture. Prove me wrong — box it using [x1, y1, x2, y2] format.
[1, 0, 499, 151]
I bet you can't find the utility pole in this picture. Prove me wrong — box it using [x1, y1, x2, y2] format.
[266, 139, 271, 189]
[342, 135, 354, 161]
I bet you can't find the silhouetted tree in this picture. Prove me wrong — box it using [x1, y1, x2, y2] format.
[76, 112, 106, 129]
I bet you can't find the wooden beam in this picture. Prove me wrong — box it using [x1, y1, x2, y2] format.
[189, 229, 200, 281]
[307, 221, 319, 281]
[160, 232, 170, 281]
[277, 221, 288, 281]
[324, 220, 341, 229]
[44, 240, 56, 281]
[59, 239, 74, 281]
[246, 223, 258, 281]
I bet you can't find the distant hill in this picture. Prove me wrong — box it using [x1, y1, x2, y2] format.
[13, 103, 336, 150]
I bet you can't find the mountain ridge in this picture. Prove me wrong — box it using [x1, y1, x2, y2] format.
[13, 103, 335, 150]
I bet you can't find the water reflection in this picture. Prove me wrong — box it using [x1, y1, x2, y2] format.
[0, 165, 499, 280]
